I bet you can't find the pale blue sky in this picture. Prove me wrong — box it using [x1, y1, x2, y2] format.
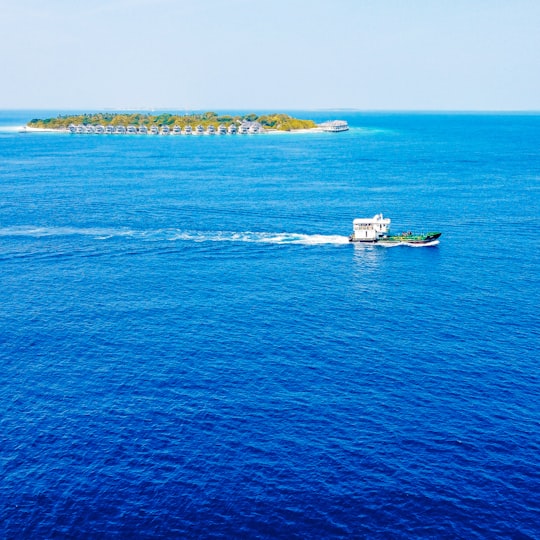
[1, 0, 539, 110]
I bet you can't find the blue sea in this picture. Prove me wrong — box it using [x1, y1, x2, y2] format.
[1, 110, 539, 539]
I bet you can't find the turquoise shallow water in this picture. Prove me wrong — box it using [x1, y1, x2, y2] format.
[1, 111, 539, 538]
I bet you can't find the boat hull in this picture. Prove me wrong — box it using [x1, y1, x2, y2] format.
[349, 232, 441, 245]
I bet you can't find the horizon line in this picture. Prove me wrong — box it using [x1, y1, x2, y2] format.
[2, 107, 540, 114]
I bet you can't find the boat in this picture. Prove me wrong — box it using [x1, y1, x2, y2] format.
[184, 125, 193, 135]
[349, 213, 441, 245]
[206, 125, 216, 135]
[172, 125, 182, 135]
[195, 124, 205, 135]
[227, 124, 237, 135]
[217, 124, 227, 135]
[138, 125, 148, 135]
[126, 125, 138, 134]
[105, 125, 115, 134]
[320, 120, 349, 132]
[150, 125, 159, 135]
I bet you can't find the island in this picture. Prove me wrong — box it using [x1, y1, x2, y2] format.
[26, 112, 324, 133]
[25, 112, 349, 135]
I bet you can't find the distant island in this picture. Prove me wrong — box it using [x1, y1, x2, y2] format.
[27, 112, 318, 132]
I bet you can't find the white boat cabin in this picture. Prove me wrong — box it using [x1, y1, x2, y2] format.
[351, 213, 391, 242]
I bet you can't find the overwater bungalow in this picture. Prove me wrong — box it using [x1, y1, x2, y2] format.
[320, 120, 349, 132]
[248, 124, 261, 134]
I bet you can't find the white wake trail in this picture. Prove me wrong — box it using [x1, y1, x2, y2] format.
[0, 227, 350, 246]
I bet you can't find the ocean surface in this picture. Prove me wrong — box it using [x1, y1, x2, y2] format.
[1, 110, 539, 539]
